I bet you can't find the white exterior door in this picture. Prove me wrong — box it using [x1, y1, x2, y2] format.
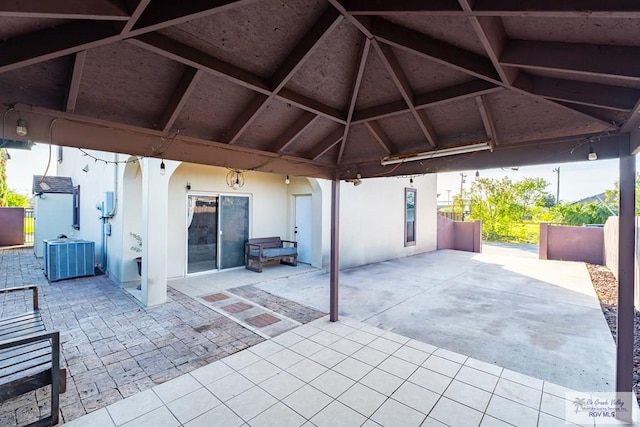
[294, 195, 312, 264]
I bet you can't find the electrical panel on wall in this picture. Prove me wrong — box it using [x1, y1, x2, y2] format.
[104, 192, 115, 217]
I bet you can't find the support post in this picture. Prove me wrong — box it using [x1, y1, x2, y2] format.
[616, 133, 635, 422]
[141, 158, 173, 306]
[330, 178, 340, 322]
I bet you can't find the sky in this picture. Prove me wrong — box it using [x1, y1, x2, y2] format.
[4, 143, 631, 202]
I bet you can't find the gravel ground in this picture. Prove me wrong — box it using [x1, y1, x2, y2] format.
[586, 263, 640, 400]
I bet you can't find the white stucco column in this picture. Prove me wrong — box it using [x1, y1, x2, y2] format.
[141, 158, 179, 306]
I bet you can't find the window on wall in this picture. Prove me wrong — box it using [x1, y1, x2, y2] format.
[72, 185, 80, 230]
[405, 188, 416, 246]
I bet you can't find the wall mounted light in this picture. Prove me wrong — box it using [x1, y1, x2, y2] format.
[409, 177, 414, 187]
[588, 145, 598, 161]
[2, 149, 10, 161]
[82, 164, 89, 173]
[347, 173, 362, 186]
[160, 159, 166, 175]
[285, 175, 290, 185]
[16, 118, 28, 137]
[475, 170, 480, 179]
[186, 182, 191, 190]
[226, 169, 245, 190]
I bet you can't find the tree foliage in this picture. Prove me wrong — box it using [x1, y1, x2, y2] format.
[546, 202, 612, 226]
[0, 148, 31, 208]
[0, 148, 8, 207]
[604, 172, 640, 215]
[467, 177, 549, 242]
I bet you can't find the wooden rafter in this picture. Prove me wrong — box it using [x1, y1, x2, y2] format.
[338, 36, 371, 164]
[121, 0, 152, 34]
[225, 7, 343, 145]
[458, 0, 516, 85]
[346, 0, 640, 17]
[501, 40, 640, 83]
[364, 121, 393, 154]
[65, 51, 86, 113]
[130, 33, 345, 124]
[0, 1, 254, 73]
[370, 17, 501, 84]
[373, 40, 437, 147]
[352, 80, 499, 124]
[0, 0, 129, 20]
[157, 68, 202, 132]
[515, 75, 640, 112]
[475, 95, 498, 149]
[306, 127, 344, 160]
[269, 112, 318, 153]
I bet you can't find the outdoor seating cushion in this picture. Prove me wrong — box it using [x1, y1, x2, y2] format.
[249, 247, 297, 258]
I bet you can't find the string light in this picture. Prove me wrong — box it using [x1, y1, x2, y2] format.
[78, 148, 141, 164]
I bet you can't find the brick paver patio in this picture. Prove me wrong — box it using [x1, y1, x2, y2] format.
[0, 247, 324, 425]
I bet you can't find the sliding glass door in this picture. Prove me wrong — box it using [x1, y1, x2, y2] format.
[187, 194, 249, 274]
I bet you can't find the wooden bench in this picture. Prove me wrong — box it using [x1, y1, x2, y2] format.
[0, 285, 66, 426]
[245, 237, 298, 273]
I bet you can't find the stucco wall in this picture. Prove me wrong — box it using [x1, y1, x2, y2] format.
[0, 207, 24, 246]
[33, 193, 75, 257]
[539, 223, 604, 265]
[437, 215, 455, 250]
[167, 165, 290, 279]
[603, 216, 640, 309]
[56, 146, 440, 285]
[437, 216, 482, 252]
[56, 148, 123, 275]
[328, 175, 438, 270]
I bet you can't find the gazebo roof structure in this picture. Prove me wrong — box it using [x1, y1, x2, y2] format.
[0, 1, 639, 179]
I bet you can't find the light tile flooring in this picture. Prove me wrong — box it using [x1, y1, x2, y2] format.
[64, 317, 625, 426]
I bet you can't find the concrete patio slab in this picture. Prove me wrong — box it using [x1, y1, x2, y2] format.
[255, 249, 616, 392]
[65, 316, 638, 427]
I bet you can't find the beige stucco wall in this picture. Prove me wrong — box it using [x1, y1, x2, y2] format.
[167, 164, 292, 279]
[33, 193, 76, 258]
[57, 146, 439, 297]
[326, 174, 438, 270]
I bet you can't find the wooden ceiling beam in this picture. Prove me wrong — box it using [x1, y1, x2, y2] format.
[157, 68, 202, 132]
[64, 51, 86, 113]
[269, 112, 318, 153]
[472, 0, 640, 18]
[373, 40, 437, 147]
[501, 40, 640, 82]
[130, 34, 269, 94]
[276, 90, 346, 124]
[222, 94, 269, 145]
[345, 0, 640, 17]
[352, 80, 498, 124]
[475, 95, 498, 148]
[0, 0, 129, 20]
[0, 21, 119, 74]
[271, 8, 343, 92]
[0, 1, 253, 73]
[458, 0, 516, 85]
[121, 0, 152, 34]
[346, 0, 461, 15]
[371, 17, 501, 84]
[132, 0, 257, 33]
[226, 7, 342, 145]
[514, 74, 640, 112]
[338, 37, 370, 164]
[364, 121, 393, 154]
[306, 127, 344, 160]
[131, 34, 345, 124]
